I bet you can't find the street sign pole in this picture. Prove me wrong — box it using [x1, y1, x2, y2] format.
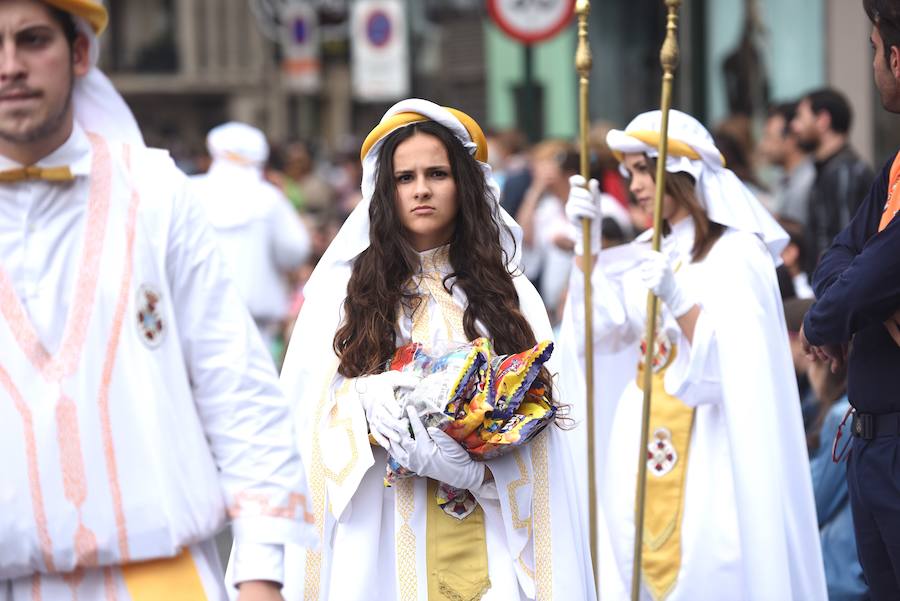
[487, 0, 576, 143]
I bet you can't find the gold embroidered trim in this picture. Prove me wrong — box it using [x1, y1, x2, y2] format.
[420, 246, 451, 273]
[438, 579, 492, 601]
[507, 450, 532, 535]
[411, 292, 431, 345]
[508, 450, 537, 583]
[518, 555, 536, 580]
[395, 478, 418, 601]
[410, 247, 465, 345]
[321, 378, 359, 486]
[303, 361, 339, 601]
[532, 434, 553, 599]
[420, 272, 465, 338]
[645, 518, 678, 553]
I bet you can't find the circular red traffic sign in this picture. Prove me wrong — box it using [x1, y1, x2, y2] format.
[487, 0, 576, 45]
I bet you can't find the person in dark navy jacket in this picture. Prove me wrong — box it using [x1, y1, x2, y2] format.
[801, 1, 900, 598]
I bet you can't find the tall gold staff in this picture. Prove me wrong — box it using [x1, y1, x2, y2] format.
[574, 0, 598, 590]
[631, 2, 682, 600]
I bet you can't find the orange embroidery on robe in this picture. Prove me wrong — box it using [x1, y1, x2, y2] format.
[878, 149, 900, 232]
[228, 491, 315, 524]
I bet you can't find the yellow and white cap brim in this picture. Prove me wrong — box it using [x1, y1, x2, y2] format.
[608, 109, 789, 262]
[606, 109, 725, 172]
[360, 100, 488, 165]
[44, 0, 108, 34]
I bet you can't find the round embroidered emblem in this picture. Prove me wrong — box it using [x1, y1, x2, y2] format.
[436, 483, 478, 520]
[136, 284, 166, 348]
[640, 328, 672, 373]
[647, 427, 678, 477]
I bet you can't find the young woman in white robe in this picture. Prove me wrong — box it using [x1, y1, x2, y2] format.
[278, 100, 595, 601]
[561, 110, 827, 600]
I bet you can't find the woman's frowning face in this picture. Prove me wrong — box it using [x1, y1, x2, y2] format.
[393, 132, 459, 252]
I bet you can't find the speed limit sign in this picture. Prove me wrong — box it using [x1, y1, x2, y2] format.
[487, 0, 576, 44]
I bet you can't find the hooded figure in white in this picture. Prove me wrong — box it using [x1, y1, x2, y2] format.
[560, 109, 827, 600]
[191, 122, 311, 351]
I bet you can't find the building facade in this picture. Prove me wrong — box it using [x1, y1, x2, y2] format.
[101, 1, 895, 166]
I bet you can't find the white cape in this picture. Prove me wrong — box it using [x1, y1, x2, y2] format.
[559, 228, 826, 600]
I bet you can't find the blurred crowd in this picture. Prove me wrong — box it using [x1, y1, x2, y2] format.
[191, 87, 873, 600]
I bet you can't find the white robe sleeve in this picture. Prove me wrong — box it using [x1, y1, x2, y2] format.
[163, 170, 314, 549]
[488, 447, 538, 597]
[319, 373, 377, 519]
[664, 305, 723, 407]
[567, 257, 635, 354]
[229, 543, 283, 588]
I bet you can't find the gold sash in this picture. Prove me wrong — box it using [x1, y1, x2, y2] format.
[121, 548, 207, 600]
[635, 345, 695, 600]
[409, 251, 492, 600]
[426, 480, 491, 601]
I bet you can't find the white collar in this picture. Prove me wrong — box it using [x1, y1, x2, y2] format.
[418, 244, 452, 276]
[662, 216, 696, 261]
[636, 216, 696, 257]
[0, 124, 93, 177]
[666, 216, 695, 246]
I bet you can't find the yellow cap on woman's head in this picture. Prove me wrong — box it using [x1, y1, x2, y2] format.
[360, 105, 488, 164]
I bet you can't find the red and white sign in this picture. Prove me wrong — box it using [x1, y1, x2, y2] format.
[488, 0, 576, 44]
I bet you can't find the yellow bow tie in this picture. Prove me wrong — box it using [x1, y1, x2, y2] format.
[0, 165, 75, 183]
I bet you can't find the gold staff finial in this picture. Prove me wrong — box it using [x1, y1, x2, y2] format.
[576, 0, 593, 179]
[632, 2, 682, 601]
[574, 0, 599, 594]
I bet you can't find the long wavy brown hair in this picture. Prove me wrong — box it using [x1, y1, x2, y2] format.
[334, 121, 553, 404]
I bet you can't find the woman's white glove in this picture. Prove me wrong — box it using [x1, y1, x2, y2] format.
[387, 406, 485, 491]
[565, 174, 602, 255]
[355, 371, 419, 449]
[639, 250, 695, 317]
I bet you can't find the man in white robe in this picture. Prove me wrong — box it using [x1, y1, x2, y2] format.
[191, 122, 311, 354]
[0, 2, 315, 599]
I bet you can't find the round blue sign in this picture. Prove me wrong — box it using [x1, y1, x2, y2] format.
[366, 10, 391, 48]
[292, 18, 307, 44]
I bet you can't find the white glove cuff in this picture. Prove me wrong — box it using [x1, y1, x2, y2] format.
[355, 375, 394, 419]
[459, 464, 486, 493]
[471, 476, 499, 501]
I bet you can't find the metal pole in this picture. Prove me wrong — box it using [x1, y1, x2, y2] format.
[523, 43, 538, 143]
[631, 2, 682, 600]
[574, 1, 598, 595]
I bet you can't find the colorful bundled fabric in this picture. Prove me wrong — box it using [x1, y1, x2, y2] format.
[383, 337, 556, 487]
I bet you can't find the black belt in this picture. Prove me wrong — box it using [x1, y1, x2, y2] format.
[851, 411, 900, 439]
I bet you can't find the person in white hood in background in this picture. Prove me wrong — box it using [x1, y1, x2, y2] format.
[192, 122, 311, 356]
